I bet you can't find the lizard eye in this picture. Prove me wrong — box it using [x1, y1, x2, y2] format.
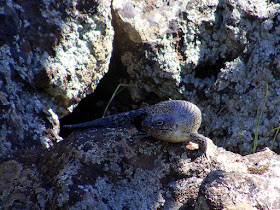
[157, 120, 163, 125]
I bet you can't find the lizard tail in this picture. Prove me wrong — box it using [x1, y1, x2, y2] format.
[63, 109, 148, 129]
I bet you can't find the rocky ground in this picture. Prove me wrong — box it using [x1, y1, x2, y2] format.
[1, 0, 280, 209]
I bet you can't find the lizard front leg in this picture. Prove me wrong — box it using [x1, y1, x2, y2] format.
[189, 133, 217, 158]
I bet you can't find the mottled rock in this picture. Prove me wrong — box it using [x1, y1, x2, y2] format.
[112, 0, 280, 154]
[197, 168, 280, 209]
[0, 0, 113, 155]
[1, 0, 280, 208]
[196, 148, 280, 209]
[0, 127, 280, 209]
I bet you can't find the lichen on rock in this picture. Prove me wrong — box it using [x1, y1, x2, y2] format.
[0, 0, 113, 153]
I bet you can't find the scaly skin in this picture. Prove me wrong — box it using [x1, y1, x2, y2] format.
[141, 100, 207, 153]
[64, 100, 208, 153]
[63, 109, 148, 129]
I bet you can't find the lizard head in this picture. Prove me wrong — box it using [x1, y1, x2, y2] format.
[141, 114, 194, 142]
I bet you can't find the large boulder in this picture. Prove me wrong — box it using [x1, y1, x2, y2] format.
[0, 0, 113, 155]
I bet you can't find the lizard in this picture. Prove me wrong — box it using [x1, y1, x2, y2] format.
[64, 100, 210, 155]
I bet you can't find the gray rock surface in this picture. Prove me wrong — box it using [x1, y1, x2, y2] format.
[1, 0, 280, 208]
[1, 0, 279, 156]
[196, 148, 280, 209]
[112, 0, 280, 154]
[0, 0, 113, 155]
[0, 126, 280, 209]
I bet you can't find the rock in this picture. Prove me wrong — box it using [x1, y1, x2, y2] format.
[0, 0, 114, 155]
[112, 0, 280, 154]
[1, 0, 280, 157]
[196, 148, 280, 209]
[1, 0, 280, 208]
[1, 127, 280, 209]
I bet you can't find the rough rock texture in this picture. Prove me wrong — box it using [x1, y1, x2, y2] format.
[1, 0, 279, 157]
[0, 0, 113, 155]
[196, 148, 280, 209]
[112, 0, 280, 154]
[0, 127, 280, 209]
[1, 0, 280, 208]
